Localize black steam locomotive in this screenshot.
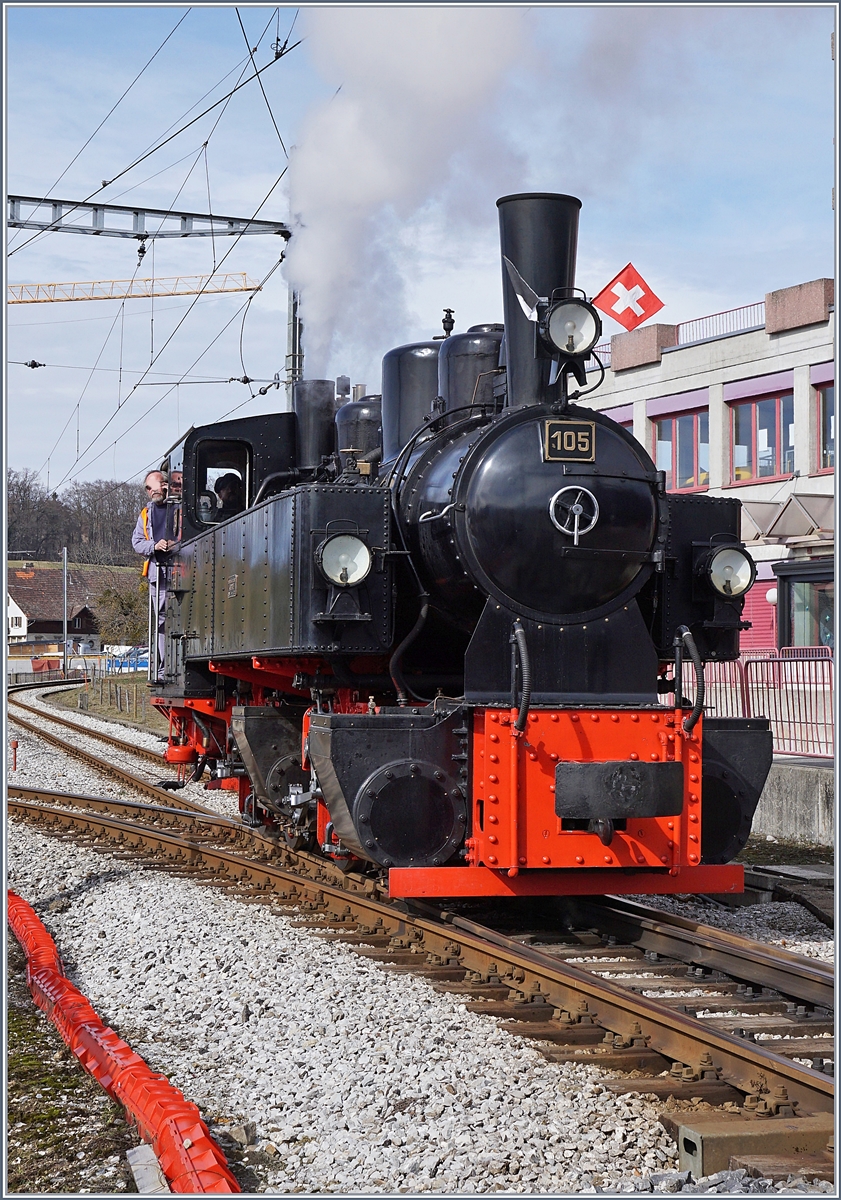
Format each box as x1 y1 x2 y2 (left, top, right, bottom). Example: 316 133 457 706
151 193 772 899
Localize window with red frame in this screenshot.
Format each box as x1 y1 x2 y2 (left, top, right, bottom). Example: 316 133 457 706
655 410 709 490
818 384 834 470
730 393 794 482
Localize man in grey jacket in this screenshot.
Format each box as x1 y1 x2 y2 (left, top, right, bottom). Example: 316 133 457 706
132 470 175 679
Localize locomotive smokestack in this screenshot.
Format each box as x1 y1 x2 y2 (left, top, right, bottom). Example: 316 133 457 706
496 192 581 407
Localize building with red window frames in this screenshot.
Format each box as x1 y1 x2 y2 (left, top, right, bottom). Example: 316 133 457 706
580 278 834 652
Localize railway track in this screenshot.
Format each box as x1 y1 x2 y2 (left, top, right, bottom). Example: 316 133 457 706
8 686 170 767
8 687 834 1181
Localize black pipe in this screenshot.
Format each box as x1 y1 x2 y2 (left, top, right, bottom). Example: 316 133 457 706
676 625 705 733
512 619 532 732
253 468 300 505
389 599 429 705
191 710 225 756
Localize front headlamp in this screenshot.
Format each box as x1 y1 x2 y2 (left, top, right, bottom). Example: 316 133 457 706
543 298 602 357
316 534 372 587
707 546 756 598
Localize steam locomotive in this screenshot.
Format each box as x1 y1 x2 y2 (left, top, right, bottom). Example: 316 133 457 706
151 193 772 899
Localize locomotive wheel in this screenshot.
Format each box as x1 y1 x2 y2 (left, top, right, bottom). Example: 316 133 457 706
283 827 315 852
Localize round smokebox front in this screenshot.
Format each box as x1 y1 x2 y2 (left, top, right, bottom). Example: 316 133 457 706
353 760 467 867
452 408 660 622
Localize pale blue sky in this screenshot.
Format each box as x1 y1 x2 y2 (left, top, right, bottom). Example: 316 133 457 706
5 4 836 486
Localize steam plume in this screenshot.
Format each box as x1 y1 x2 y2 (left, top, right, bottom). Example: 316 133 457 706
283 7 529 382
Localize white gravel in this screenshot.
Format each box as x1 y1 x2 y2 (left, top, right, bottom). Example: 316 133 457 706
17 684 169 755
5 701 834 1194
8 821 685 1194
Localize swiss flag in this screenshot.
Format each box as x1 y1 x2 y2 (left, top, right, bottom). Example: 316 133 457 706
592 263 664 332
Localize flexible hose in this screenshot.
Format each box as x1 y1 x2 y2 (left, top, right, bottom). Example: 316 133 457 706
389 599 429 705
677 625 705 733
512 620 532 733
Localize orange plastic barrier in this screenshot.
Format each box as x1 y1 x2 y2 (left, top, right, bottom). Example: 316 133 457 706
7 890 240 1193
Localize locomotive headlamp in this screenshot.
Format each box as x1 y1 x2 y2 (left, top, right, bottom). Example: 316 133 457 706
317 534 372 587
707 546 756 598
544 298 601 357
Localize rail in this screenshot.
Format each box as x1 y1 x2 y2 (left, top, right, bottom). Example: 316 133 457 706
8 793 835 1119
680 650 834 759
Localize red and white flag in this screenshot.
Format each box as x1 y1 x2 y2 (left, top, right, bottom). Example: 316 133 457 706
592 263 664 332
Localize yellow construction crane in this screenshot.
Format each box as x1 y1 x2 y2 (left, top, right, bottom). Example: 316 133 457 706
8 273 260 304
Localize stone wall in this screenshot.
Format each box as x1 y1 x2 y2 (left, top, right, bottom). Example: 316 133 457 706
751 759 834 845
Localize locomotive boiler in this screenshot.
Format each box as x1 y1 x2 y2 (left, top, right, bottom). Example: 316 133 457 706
151 192 772 899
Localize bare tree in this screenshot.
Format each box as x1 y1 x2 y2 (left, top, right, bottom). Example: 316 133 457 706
7 469 72 560
7 470 145 564
95 570 149 646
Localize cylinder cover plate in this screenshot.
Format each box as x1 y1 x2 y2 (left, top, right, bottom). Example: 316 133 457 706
354 759 467 867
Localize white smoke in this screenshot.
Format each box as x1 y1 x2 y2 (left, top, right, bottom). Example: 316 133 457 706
283 7 530 383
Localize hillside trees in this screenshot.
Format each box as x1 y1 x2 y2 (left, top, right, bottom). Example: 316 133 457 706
7 470 145 565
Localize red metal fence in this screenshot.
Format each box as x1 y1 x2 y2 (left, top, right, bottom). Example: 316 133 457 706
680 650 834 759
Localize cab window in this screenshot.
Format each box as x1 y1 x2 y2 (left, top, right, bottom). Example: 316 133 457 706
194 440 250 525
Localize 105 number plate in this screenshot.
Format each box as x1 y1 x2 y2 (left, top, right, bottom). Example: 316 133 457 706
543 420 595 462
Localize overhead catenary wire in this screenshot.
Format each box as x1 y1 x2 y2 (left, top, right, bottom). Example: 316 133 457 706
128 7 277 170
108 145 208 204
235 8 288 156
37 253 147 477
54 168 288 486
203 146 218 273
31 142 209 478
8 40 300 260
65 275 280 485
8 294 233 328
11 361 250 381
7 8 192 251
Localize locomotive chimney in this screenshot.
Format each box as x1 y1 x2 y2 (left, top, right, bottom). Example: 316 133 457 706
496 192 582 407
